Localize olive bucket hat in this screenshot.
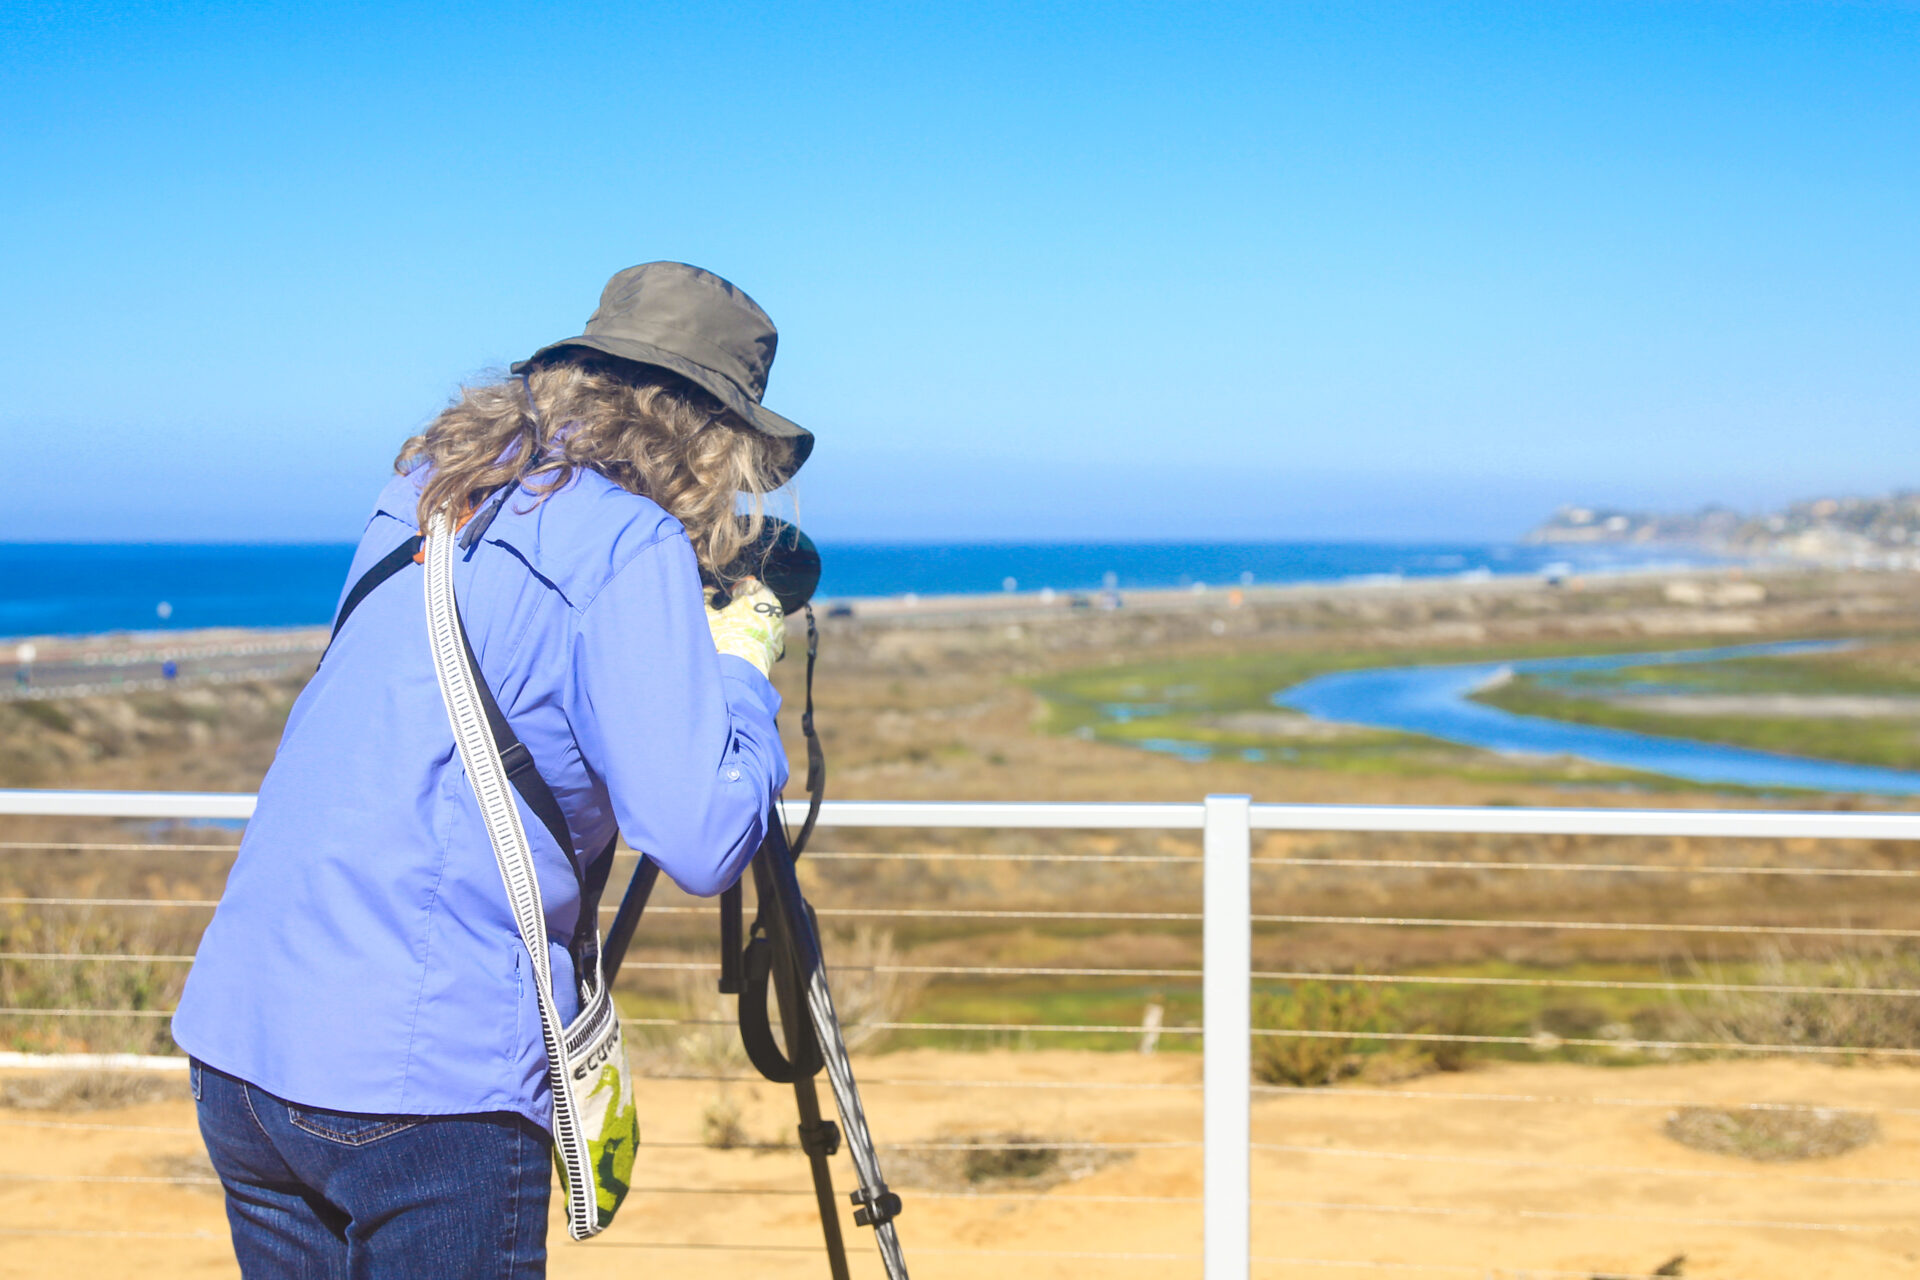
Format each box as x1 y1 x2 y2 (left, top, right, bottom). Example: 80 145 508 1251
514 262 812 481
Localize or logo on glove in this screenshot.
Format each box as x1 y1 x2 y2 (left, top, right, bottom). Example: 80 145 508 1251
705 579 786 677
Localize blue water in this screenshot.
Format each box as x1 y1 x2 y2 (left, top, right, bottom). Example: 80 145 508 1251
0 539 1717 639
0 544 360 638
1275 640 1920 795
806 540 1691 600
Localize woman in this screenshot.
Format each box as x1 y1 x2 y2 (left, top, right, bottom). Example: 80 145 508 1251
172 262 809 1276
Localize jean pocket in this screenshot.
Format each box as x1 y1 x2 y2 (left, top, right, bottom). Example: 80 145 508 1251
189 1060 203 1101
286 1106 424 1147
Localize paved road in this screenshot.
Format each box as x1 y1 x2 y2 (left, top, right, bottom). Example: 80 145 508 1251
1 635 326 701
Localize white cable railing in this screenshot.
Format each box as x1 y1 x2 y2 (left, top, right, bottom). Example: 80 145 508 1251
3 788 1920 1278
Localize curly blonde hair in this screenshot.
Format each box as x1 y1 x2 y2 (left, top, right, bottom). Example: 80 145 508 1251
396 352 794 583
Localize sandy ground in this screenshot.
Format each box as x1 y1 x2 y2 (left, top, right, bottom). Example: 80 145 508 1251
2 1053 1917 1279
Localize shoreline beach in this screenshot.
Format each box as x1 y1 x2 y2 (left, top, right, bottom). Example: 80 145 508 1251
0 536 1741 644
1 553 1784 654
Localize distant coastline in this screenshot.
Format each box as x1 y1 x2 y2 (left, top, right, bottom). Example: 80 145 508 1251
1529 490 1920 568
0 539 1735 642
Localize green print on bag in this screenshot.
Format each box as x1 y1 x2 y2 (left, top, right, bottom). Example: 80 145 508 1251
554 1023 639 1230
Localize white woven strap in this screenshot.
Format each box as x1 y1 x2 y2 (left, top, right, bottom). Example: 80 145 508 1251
422 517 594 1231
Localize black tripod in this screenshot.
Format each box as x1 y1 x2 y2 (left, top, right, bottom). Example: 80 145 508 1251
600 616 908 1279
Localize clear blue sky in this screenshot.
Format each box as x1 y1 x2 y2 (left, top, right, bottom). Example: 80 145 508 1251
3 1 1915 543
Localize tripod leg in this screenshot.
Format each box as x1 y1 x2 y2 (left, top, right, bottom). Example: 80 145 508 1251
600 856 660 980
753 853 853 1280
757 829 911 1279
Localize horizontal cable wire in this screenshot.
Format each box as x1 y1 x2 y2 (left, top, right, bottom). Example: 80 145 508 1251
0 953 195 963
618 959 1205 980
890 1246 1200 1261
625 959 1920 998
619 1016 1199 1036
630 1071 1201 1093
1248 1196 1868 1233
4 953 1903 1001
10 899 1907 936
0 1007 174 1018
601 904 1204 922
882 1138 1198 1151
801 850 1198 865
0 1128 1190 1159
1248 1260 1598 1277
2 952 1903 1001
0 896 217 908
0 1061 1196 1095
616 1184 1201 1205
574 1241 826 1254
1249 1026 1920 1056
10 1009 1901 1054
633 1138 1198 1152
1255 854 1920 879
0 1117 198 1134
21 840 1918 877
1245 1259 1779 1280
0 1171 218 1187
0 1227 220 1241
1255 911 1920 938
0 841 237 853
1249 1139 1920 1188
1247 1081 1920 1117
589 1240 1198 1260
1249 968 1920 999
0 1077 1901 1125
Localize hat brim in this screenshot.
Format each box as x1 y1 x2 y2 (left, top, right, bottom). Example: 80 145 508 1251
512 335 813 482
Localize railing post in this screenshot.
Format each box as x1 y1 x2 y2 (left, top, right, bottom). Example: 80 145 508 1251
1203 793 1252 1280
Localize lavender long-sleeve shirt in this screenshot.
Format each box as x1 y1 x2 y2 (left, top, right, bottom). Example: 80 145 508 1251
172 467 787 1130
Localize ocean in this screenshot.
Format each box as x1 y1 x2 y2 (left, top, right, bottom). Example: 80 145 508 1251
0 540 1714 640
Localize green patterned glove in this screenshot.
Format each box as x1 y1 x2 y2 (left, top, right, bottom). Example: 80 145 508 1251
705 579 786 676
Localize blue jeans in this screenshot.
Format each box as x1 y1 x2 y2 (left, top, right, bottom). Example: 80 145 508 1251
192 1059 551 1278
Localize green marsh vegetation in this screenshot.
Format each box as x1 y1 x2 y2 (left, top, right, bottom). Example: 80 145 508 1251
1476 637 1920 770
1030 639 1791 792
1031 629 1920 788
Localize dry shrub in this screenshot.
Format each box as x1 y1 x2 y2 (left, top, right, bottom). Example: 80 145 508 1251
962 1135 1057 1184
1418 989 1496 1072
1665 1105 1878 1162
1675 946 1920 1056
659 968 746 1077
0 907 191 1055
1254 981 1385 1087
824 927 928 1052
883 1131 1122 1193
1590 1256 1687 1279
701 1095 748 1149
